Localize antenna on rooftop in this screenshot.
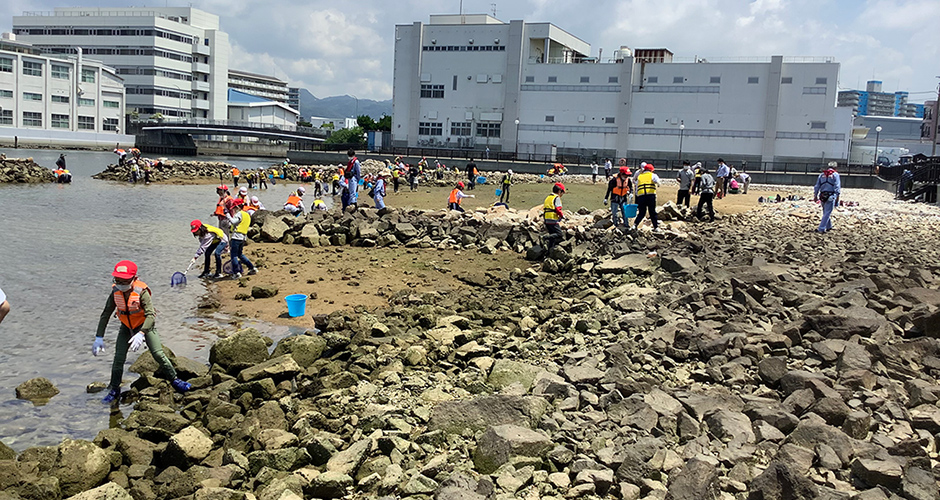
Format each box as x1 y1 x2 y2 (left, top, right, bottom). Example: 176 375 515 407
491 3 497 17
459 0 462 15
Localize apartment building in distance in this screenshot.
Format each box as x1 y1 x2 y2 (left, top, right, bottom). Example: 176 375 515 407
393 14 853 163
228 69 289 104
838 80 924 118
12 7 231 120
0 33 133 147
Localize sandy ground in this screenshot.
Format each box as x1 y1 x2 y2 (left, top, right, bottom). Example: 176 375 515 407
212 180 790 327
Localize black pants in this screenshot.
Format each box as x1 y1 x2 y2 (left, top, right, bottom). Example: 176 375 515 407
634 194 658 229
258 177 267 189
499 184 511 203
233 176 239 188
696 193 715 221
393 178 400 192
448 203 464 212
544 222 563 251
691 178 701 194
677 189 690 208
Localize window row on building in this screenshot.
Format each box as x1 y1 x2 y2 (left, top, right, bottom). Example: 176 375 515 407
0 111 118 130
0 90 115 107
116 66 194 81
422 45 505 52
41 46 194 63
643 76 828 85
524 75 620 83
14 27 196 45
125 86 192 100
418 121 502 137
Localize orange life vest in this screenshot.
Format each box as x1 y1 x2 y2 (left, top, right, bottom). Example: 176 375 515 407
247 202 262 213
214 195 232 217
113 279 149 331
286 194 302 207
449 188 461 205
612 176 631 197
232 167 240 177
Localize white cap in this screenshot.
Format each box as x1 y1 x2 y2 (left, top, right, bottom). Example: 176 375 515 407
251 196 259 203
239 186 248 194
297 186 305 194
508 169 513 175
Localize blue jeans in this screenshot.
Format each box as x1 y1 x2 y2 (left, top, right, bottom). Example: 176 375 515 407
611 201 629 226
229 239 254 274
211 239 228 274
374 194 386 209
819 196 836 232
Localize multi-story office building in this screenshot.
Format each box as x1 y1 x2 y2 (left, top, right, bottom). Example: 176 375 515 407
393 14 852 163
0 33 131 146
12 7 230 120
838 80 923 118
287 87 301 111
228 69 289 104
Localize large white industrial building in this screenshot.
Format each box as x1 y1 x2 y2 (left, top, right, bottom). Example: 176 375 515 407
12 7 231 121
0 34 132 147
393 15 853 164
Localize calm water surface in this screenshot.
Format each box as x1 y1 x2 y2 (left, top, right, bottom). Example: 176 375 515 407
0 148 308 451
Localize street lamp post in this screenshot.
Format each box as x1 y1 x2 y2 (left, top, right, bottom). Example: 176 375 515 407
678 123 685 167
514 118 520 160
873 125 882 172
171 83 184 120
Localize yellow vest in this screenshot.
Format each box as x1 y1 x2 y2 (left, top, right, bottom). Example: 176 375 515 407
543 194 560 221
234 210 251 235
205 224 226 242
636 171 657 196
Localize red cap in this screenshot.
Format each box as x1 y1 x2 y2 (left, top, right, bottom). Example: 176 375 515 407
644 164 655 171
190 220 203 233
619 166 630 175
232 198 245 206
554 182 566 193
112 260 138 279
457 181 465 189
217 184 228 191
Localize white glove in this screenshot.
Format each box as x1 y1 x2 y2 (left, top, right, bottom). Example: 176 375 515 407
129 332 146 352
187 257 197 271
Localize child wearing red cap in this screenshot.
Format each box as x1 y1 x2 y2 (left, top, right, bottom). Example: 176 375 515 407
94 260 190 404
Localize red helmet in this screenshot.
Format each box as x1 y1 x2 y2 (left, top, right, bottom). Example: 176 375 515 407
112 260 138 279
190 220 203 233
643 164 655 171
619 166 630 175
457 181 465 189
217 184 228 191
554 182 566 193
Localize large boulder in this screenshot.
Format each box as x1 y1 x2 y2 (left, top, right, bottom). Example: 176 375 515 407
50 439 112 497
63 482 134 500
261 216 290 242
271 334 327 368
164 426 213 469
209 329 270 373
237 354 301 383
666 457 719 500
429 395 550 434
747 461 818 500
15 377 60 402
486 359 544 391
472 424 553 474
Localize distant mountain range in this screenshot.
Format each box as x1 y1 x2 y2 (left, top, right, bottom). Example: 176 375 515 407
297 88 392 121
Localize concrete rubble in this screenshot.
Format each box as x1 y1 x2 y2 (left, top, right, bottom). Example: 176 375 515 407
4 187 940 500
0 157 56 183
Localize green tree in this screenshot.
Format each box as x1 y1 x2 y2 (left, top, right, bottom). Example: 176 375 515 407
298 119 312 128
325 126 366 145
320 122 335 130
357 115 377 131
376 115 392 131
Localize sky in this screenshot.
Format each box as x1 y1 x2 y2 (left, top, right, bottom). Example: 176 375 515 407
2 0 938 103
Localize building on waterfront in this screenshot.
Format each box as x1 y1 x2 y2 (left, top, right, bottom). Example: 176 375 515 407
12 7 231 121
228 69 289 104
392 14 853 164
226 89 298 126
288 87 301 112
308 116 357 130
0 33 134 147
838 80 923 118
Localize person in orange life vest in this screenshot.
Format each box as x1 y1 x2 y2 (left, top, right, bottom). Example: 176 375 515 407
448 181 475 212
94 260 190 404
214 184 234 235
284 186 306 215
231 165 241 188
543 183 566 251
190 220 229 278
604 166 634 227
246 195 265 215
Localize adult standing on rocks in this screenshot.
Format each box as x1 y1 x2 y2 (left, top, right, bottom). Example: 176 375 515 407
677 160 694 208
543 182 566 250
94 260 190 404
347 149 362 203
813 165 841 233
695 164 716 222
190 220 229 278
633 164 661 232
715 158 730 199
604 166 634 228
591 161 599 184
0 285 9 325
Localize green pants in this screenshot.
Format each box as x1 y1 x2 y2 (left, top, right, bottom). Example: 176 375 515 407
110 325 177 390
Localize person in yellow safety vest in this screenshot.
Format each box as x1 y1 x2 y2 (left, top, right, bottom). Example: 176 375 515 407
633 164 661 232
448 181 475 212
93 260 190 404
604 166 634 227
226 199 257 278
313 198 328 211
284 186 306 215
543 182 566 251
189 219 229 278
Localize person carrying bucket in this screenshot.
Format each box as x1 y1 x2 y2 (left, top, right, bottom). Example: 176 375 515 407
448 181 474 212
604 166 634 228
499 170 514 204
543 183 566 251
93 260 191 404
189 220 229 279
226 199 257 278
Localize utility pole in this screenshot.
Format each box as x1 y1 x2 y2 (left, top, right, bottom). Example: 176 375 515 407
932 77 940 157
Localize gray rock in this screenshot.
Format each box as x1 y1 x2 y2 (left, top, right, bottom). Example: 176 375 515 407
596 254 658 275
50 439 112 497
271 334 327 368
660 255 699 275
164 426 213 468
850 458 903 489
64 482 133 500
787 419 855 465
563 364 605 385
837 343 871 372
472 424 553 474
251 285 279 299
901 466 940 500
237 354 301 383
15 377 60 402
326 438 372 477
704 410 755 444
757 357 788 385
208 329 270 373
261 216 290 242
429 395 550 434
808 397 851 426
665 457 718 500
747 460 819 500
308 471 352 499
615 448 652 485
487 359 544 391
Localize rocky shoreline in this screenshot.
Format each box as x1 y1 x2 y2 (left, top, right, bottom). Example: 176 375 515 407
4 189 940 500
0 157 56 184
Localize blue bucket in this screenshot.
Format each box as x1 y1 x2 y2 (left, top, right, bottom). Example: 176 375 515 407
494 188 502 196
477 176 487 184
624 204 638 218
285 294 307 317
